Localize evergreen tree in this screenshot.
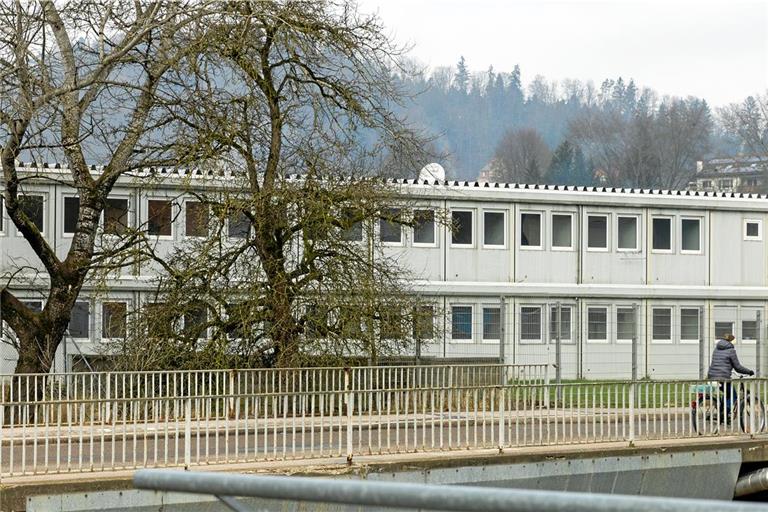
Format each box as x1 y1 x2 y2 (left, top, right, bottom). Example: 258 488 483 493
547 140 594 186
453 56 470 94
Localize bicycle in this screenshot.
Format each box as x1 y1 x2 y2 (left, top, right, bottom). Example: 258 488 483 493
691 375 766 435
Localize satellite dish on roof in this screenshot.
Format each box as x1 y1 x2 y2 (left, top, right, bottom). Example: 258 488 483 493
418 163 445 181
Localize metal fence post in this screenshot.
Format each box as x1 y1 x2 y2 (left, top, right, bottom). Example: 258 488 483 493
631 305 638 382
498 386 505 453
185 397 192 469
105 373 112 425
345 367 353 463
699 307 706 380
499 297 507 386
756 311 762 377
629 304 637 446
555 302 562 404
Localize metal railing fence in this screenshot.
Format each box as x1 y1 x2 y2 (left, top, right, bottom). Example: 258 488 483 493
1 364 767 478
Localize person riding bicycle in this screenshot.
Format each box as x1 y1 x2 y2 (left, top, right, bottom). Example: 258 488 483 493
707 333 754 420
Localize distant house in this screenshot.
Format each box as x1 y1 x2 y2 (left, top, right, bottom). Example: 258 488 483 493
690 156 768 193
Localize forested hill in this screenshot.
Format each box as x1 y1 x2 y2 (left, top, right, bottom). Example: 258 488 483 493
395 58 743 186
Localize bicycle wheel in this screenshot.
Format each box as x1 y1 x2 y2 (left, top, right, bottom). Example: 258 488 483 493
692 396 720 435
739 396 766 434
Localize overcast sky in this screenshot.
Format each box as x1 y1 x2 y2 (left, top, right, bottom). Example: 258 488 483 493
358 0 768 107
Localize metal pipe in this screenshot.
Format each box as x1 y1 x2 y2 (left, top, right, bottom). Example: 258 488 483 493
134 470 766 512
735 467 768 498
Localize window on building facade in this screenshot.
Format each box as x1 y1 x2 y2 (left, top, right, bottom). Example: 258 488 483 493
715 322 734 339
587 307 608 342
681 218 701 253
482 306 501 340
185 201 209 237
719 179 733 189
102 302 127 338
587 215 608 250
520 306 542 342
701 180 712 189
483 211 505 247
64 196 79 234
551 213 572 249
341 210 363 242
745 178 759 188
413 210 435 245
617 216 638 251
380 309 405 339
616 307 635 342
104 198 129 235
147 199 172 236
680 308 700 342
652 217 671 251
743 319 758 342
451 305 473 340
228 210 250 238
652 307 672 342
380 208 402 244
184 302 208 339
68 301 90 338
145 302 169 338
412 305 434 340
744 219 762 241
22 300 42 312
520 212 541 248
451 210 473 246
549 305 571 341
20 195 44 232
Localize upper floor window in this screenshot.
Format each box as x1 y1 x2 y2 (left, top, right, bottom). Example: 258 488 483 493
19 195 44 233
652 217 671 252
587 214 608 250
380 208 402 244
483 210 505 247
451 210 473 247
228 210 250 239
341 209 363 242
64 196 79 234
147 199 172 237
617 216 638 251
520 212 541 248
104 198 129 235
680 218 701 253
413 209 435 246
185 201 209 237
551 213 572 250
744 219 762 241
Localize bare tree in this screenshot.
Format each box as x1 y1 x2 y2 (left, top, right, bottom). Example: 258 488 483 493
104 0 432 369
719 92 768 156
491 128 552 183
569 92 711 188
0 2 208 374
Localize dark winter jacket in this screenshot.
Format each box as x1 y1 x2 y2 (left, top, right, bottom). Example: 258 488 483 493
707 339 753 380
